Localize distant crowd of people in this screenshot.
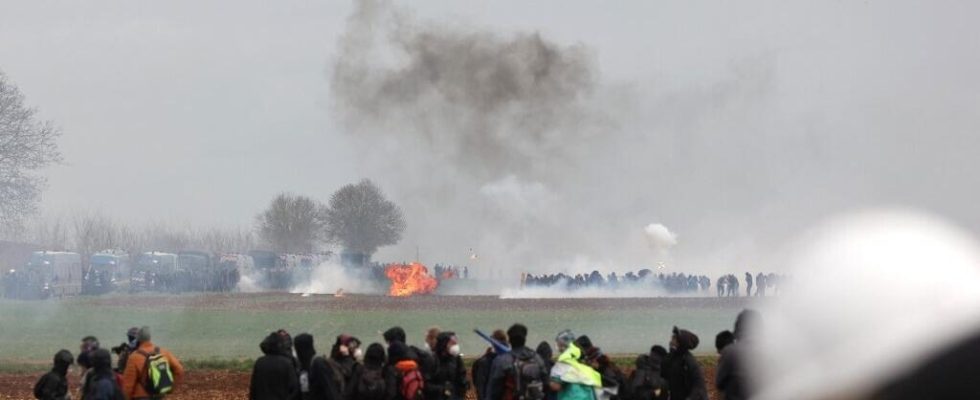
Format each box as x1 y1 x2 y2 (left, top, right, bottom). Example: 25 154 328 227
521 270 782 296
32 311 760 400
715 273 785 297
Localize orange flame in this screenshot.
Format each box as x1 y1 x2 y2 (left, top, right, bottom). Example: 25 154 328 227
385 262 439 297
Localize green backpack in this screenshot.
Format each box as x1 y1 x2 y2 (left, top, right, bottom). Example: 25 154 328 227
138 347 175 395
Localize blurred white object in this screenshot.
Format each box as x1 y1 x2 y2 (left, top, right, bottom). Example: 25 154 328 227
753 209 980 400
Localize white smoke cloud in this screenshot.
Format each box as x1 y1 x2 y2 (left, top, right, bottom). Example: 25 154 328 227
644 223 678 250
752 209 980 399
291 261 385 295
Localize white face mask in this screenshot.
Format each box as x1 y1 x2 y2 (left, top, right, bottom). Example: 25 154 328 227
354 348 364 362
448 344 461 357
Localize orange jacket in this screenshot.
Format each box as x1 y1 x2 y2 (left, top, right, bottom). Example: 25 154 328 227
121 341 185 399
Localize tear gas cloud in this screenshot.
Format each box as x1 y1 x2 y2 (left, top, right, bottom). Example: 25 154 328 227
752 209 980 399
330 0 980 280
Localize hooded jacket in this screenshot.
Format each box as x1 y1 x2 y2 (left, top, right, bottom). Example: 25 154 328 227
249 332 301 400
34 350 73 400
425 332 468 400
716 310 758 400
83 349 124 400
662 328 707 400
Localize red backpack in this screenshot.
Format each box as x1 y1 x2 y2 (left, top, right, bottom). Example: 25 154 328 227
398 369 424 400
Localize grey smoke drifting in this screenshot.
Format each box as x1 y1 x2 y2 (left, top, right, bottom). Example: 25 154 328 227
331 0 625 275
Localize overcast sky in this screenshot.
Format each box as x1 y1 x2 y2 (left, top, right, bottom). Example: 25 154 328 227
2 0 979 271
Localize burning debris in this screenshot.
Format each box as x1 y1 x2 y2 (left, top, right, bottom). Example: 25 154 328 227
385 262 438 297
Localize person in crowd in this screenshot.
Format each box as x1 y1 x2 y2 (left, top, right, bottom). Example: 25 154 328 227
716 310 759 400
327 334 363 396
385 326 436 387
715 330 735 354
425 327 441 352
487 324 549 400
472 329 507 400
555 330 575 355
34 349 73 400
112 328 140 373
346 343 392 400
536 341 557 400
389 341 425 400
81 348 124 400
594 353 626 400
662 327 707 400
627 346 668 400
78 335 100 394
249 330 301 400
425 331 468 400
549 335 601 400
294 333 316 400
744 273 753 297
755 273 766 296
122 326 184 400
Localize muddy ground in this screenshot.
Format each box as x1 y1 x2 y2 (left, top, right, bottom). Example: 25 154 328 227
0 364 720 400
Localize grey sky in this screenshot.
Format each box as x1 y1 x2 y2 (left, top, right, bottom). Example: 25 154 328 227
2 0 979 272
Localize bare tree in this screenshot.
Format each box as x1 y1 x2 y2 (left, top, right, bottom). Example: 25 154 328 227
255 193 323 253
323 179 405 256
72 212 118 257
0 71 61 227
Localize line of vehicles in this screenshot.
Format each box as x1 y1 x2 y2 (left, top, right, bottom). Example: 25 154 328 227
1 249 328 300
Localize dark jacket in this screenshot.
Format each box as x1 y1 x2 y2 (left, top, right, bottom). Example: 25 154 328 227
250 333 302 400
81 349 124 400
347 344 395 400
628 354 668 400
662 328 707 400
535 342 556 400
471 348 497 400
34 350 73 400
310 356 340 400
487 346 548 400
715 344 749 400
425 333 468 400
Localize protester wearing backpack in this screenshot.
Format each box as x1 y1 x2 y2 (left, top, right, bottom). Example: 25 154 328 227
34 349 73 400
249 330 301 400
384 326 437 388
487 324 549 400
389 341 425 400
121 326 184 400
425 332 468 400
347 343 393 400
82 349 124 400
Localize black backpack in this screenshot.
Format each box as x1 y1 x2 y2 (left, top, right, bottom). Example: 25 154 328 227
512 354 545 400
356 367 387 400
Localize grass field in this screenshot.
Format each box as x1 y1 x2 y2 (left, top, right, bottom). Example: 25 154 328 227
0 293 749 369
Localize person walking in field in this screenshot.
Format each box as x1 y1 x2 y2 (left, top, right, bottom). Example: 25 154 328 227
745 273 753 297
33 349 73 400
121 326 184 400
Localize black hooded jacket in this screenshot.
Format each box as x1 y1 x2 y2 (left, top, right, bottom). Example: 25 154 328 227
425 332 468 400
82 349 124 400
34 350 73 400
250 332 301 400
662 328 707 400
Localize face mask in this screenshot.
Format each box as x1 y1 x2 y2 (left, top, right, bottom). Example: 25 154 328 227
354 348 364 362
449 344 461 357
340 345 350 357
